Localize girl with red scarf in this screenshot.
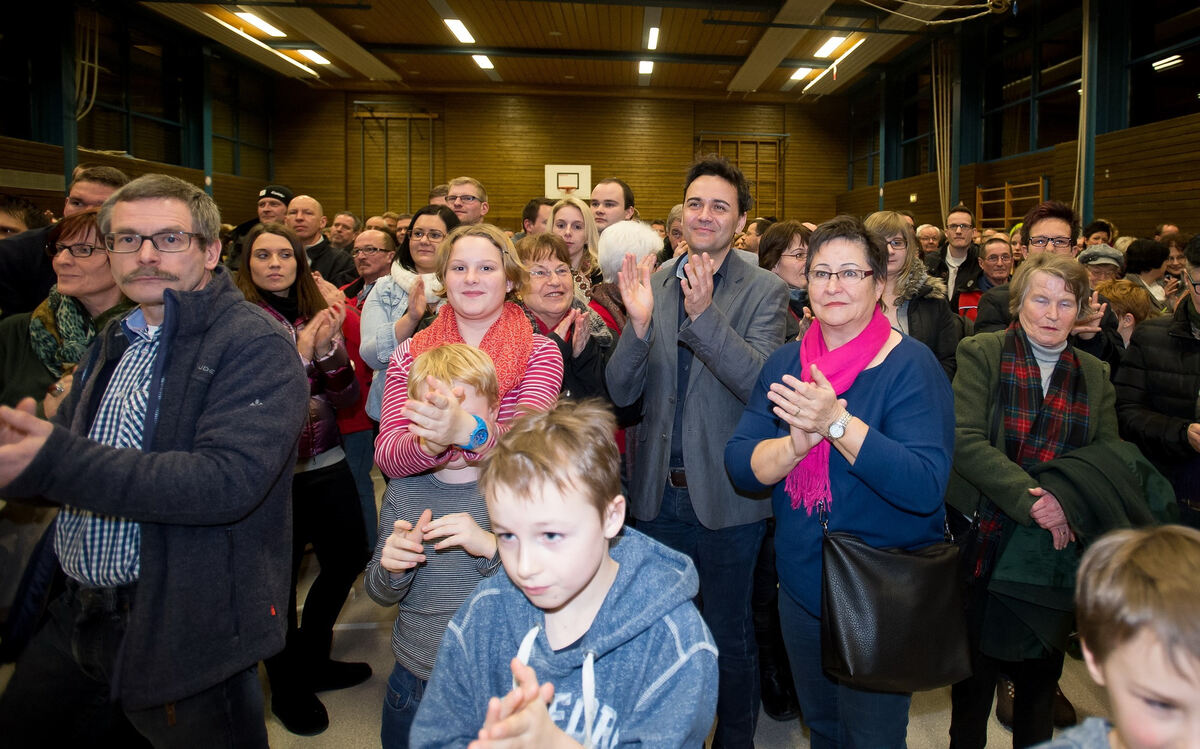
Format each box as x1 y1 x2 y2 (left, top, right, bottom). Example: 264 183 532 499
375 224 563 478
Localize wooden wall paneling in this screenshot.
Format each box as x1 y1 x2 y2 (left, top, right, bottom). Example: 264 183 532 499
1094 112 1200 237
881 172 941 227
273 86 349 219
211 174 268 226
783 102 849 223
835 185 879 218
440 94 695 229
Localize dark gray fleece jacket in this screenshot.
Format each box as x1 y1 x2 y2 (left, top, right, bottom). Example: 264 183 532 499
3 266 308 710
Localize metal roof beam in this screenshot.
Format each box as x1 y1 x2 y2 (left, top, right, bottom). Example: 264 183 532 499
362 43 824 68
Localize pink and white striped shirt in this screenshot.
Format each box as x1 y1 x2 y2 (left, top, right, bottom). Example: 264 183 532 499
374 335 564 477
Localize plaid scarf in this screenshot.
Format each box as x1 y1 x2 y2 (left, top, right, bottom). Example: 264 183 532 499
968 325 1090 579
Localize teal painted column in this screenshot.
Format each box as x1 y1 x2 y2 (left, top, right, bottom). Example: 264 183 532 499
58 7 78 185
1079 0 1100 223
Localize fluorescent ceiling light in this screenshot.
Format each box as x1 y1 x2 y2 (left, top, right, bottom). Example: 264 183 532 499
203 12 316 76
1152 54 1182 71
639 60 653 75
234 11 286 38
298 49 331 65
814 36 846 59
472 55 494 69
444 19 475 44
790 67 812 80
647 27 659 50
803 38 865 93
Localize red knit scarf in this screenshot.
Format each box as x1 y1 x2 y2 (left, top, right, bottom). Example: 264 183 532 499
409 301 534 400
784 307 891 514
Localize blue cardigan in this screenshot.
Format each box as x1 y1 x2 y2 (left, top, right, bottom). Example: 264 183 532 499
725 335 955 615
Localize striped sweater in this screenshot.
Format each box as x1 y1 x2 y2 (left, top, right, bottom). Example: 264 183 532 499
365 471 502 680
373 335 564 478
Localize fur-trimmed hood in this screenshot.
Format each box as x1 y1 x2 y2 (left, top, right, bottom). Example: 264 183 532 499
895 261 948 303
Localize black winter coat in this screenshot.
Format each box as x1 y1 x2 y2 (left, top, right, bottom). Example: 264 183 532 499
904 285 960 381
1115 300 1200 485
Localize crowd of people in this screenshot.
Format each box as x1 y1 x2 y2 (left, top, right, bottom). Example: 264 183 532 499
0 159 1196 749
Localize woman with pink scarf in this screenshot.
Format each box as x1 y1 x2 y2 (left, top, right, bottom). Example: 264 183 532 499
725 215 954 748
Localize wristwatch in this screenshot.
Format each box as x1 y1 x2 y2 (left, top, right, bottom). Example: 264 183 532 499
827 410 852 440
455 415 489 451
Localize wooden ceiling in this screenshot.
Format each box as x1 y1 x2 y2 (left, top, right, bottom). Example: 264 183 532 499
144 0 992 102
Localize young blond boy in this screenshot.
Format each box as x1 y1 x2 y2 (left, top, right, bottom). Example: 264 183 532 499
409 400 718 748
1035 525 1200 749
365 344 503 748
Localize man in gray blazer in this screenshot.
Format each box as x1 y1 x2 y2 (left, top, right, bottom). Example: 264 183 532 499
606 157 787 747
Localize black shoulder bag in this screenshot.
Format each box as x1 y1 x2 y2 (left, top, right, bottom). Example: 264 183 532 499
819 501 972 693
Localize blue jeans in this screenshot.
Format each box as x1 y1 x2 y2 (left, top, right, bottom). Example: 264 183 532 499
0 581 268 748
638 483 765 749
343 429 379 551
381 662 427 749
778 590 911 749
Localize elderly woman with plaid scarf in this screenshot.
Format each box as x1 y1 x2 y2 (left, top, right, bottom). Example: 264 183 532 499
946 252 1123 747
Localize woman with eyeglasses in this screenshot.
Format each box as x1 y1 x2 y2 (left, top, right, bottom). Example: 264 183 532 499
514 232 613 400
360 204 461 421
726 215 954 747
236 222 369 736
549 196 602 297
866 210 961 380
0 210 131 416
758 220 814 341
945 252 1159 748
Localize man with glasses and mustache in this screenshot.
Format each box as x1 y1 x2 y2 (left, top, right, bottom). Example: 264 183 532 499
0 174 307 747
925 204 983 311
342 227 397 309
445 176 489 225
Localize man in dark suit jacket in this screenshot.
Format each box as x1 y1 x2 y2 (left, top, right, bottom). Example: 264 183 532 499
607 157 787 748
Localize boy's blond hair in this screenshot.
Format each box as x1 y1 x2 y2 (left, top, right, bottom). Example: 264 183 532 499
479 400 619 517
408 343 499 406
1076 525 1200 675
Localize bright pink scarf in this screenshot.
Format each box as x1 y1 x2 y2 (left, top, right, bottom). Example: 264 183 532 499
785 307 891 514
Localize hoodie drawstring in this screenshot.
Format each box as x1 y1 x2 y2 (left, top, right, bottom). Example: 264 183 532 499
512 626 598 748
582 650 597 749
512 625 540 692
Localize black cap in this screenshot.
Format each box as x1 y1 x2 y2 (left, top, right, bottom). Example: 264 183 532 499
258 185 294 205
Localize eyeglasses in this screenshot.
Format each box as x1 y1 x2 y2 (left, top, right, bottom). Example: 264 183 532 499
48 242 104 258
410 229 445 241
984 254 1012 263
1029 236 1073 250
807 268 875 284
105 231 204 253
1187 277 1200 292
780 251 808 261
886 238 907 250
446 194 481 204
528 267 573 280
351 246 389 257
946 223 973 232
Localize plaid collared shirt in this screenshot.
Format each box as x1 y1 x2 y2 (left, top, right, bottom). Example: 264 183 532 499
55 310 161 587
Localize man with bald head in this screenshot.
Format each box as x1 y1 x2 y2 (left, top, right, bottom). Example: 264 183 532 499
286 195 356 286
